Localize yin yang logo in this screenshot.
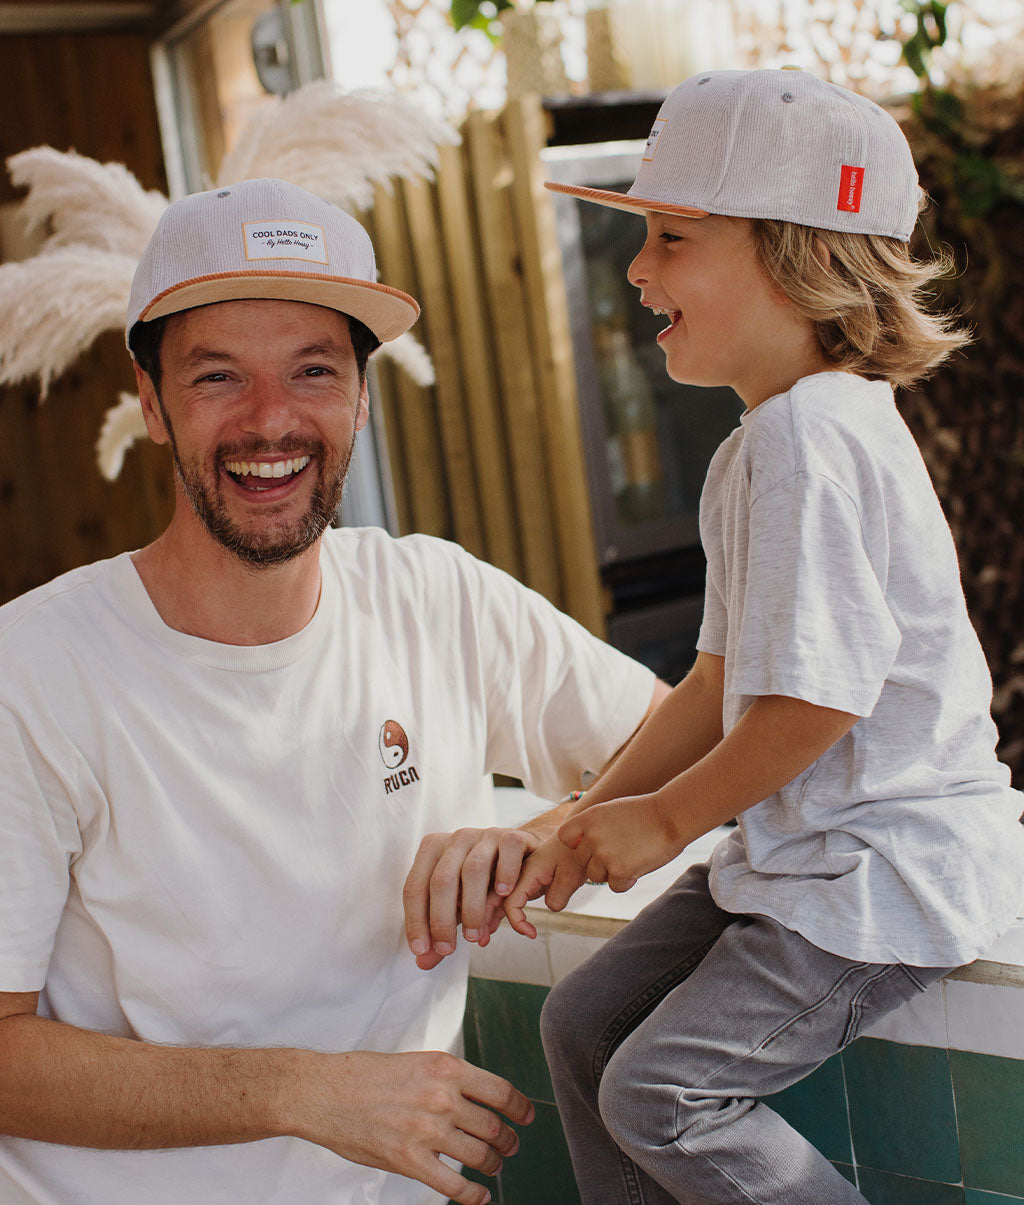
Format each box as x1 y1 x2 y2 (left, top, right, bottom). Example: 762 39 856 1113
379 720 409 769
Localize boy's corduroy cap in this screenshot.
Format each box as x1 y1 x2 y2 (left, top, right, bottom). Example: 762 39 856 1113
126 178 420 344
545 68 921 241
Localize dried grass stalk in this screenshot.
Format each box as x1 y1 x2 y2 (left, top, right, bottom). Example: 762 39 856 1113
0 248 137 396
95 391 149 482
7 146 167 255
217 82 459 211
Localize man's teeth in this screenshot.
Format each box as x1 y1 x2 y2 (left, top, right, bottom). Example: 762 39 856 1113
225 455 310 479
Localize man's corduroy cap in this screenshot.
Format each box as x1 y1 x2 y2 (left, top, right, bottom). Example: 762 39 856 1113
126 177 420 344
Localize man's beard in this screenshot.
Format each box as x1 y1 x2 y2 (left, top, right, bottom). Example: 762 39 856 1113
160 406 354 568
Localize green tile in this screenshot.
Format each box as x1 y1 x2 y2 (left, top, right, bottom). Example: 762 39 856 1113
951 1050 1024 1196
456 983 502 1203
844 1039 960 1184
463 979 485 1068
452 1161 500 1205
763 1053 853 1163
965 1191 1024 1204
498 1102 581 1205
469 979 554 1103
857 1167 965 1204
833 1161 858 1186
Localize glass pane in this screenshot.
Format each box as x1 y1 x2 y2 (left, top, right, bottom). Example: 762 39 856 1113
166 0 282 190
576 189 744 532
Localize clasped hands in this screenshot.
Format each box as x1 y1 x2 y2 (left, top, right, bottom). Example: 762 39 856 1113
403 791 684 967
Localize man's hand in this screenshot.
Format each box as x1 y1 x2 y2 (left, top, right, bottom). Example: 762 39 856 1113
294 1049 533 1205
557 792 685 890
0 1009 530 1205
403 827 543 969
500 835 589 938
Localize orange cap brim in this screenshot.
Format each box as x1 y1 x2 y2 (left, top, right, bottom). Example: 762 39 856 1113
139 271 420 343
544 180 709 220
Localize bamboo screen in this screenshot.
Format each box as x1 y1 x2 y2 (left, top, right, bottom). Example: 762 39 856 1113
363 94 606 638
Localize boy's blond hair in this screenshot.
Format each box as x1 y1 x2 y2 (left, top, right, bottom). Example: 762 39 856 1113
749 219 971 389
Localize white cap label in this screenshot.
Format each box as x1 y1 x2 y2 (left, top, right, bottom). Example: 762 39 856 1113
243 220 328 263
643 119 667 162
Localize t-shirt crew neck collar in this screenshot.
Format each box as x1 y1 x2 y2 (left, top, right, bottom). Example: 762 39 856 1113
739 372 877 426
112 548 333 672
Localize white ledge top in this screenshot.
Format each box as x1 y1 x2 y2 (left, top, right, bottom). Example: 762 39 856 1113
493 787 1024 989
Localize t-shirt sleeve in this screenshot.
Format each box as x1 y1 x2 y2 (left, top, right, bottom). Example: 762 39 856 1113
731 472 901 716
0 704 78 991
696 566 727 657
445 545 656 800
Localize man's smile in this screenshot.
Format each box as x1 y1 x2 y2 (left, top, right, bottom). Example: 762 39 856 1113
223 455 312 491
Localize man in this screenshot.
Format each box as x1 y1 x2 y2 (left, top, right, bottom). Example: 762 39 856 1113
0 178 663 1205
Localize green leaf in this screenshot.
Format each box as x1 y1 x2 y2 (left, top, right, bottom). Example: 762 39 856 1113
902 34 929 78
955 153 1024 218
450 0 513 31
449 0 554 31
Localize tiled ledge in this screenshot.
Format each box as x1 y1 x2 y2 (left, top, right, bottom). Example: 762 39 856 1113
474 788 1024 1061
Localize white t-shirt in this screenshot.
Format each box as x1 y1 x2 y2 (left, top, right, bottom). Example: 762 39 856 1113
0 528 654 1204
698 372 1024 966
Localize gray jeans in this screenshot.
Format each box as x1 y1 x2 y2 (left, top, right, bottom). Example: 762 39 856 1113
540 862 953 1204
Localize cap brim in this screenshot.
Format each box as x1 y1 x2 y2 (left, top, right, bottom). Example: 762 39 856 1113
138 271 420 343
544 180 708 220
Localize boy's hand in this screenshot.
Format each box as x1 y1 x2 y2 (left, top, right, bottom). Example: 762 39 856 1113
501 835 589 938
557 793 685 889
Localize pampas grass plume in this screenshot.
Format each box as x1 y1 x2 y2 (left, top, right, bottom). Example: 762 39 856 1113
0 248 137 396
96 392 149 482
379 331 435 387
217 82 459 210
8 147 167 255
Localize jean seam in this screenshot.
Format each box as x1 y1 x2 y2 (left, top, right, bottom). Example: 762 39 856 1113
670 1136 762 1205
593 936 721 1205
842 963 905 1046
899 963 930 992
756 960 870 1054
671 960 873 1112
591 936 721 1083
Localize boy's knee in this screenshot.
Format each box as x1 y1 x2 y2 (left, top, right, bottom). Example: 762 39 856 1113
597 1042 715 1163
597 1044 666 1158
539 974 577 1056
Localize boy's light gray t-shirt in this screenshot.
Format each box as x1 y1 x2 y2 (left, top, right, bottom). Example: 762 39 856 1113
698 371 1024 966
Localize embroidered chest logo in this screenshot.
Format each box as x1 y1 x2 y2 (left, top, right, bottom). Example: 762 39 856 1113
379 720 420 794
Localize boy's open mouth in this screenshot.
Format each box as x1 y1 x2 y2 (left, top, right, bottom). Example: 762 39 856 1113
651 306 682 341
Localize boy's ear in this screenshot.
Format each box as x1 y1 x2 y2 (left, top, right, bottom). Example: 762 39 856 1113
813 236 832 270
134 361 170 446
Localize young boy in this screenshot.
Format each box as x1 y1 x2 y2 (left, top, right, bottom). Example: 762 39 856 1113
501 68 1024 1203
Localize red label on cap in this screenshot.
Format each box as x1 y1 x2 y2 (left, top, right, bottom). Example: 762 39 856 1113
838 164 864 213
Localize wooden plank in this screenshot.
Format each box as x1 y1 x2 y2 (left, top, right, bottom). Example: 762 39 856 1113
504 95 606 636
57 34 95 154
464 109 561 605
434 139 522 580
96 33 169 188
401 174 485 559
368 183 449 538
355 205 411 532
0 381 62 603
0 29 173 602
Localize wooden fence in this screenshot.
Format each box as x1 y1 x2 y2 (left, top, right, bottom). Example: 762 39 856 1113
363 94 606 638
